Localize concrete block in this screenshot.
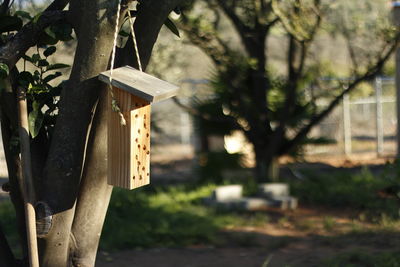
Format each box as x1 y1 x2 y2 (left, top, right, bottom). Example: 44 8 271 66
237 197 273 211
271 196 298 210
212 185 243 201
258 183 289 198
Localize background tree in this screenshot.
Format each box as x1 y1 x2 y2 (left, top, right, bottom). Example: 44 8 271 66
0 0 184 266
178 0 399 182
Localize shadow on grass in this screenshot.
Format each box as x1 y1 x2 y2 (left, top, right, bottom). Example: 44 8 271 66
100 185 221 250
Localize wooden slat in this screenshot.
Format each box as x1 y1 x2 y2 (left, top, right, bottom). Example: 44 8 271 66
99 66 179 103
130 95 151 189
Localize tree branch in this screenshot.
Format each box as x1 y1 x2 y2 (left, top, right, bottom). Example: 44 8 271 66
281 38 399 154
0 10 67 68
0 73 28 260
178 16 231 67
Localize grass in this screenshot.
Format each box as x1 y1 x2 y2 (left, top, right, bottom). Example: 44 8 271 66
323 216 337 232
0 199 20 257
1 162 400 254
100 184 271 250
287 166 400 218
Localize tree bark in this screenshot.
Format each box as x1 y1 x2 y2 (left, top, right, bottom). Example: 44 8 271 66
69 1 185 265
38 0 119 265
0 77 28 260
70 88 111 267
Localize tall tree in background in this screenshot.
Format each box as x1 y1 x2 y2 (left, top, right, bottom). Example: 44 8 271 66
179 0 399 182
0 0 183 266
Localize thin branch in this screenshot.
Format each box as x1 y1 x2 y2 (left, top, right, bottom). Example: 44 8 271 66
178 16 230 67
216 0 249 35
0 0 69 68
0 0 11 15
173 97 244 131
280 38 398 154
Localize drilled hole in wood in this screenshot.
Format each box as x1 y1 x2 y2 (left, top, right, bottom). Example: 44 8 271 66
138 144 140 149
139 175 143 180
135 138 138 143
146 151 150 155
144 123 147 129
132 176 136 180
146 133 149 138
142 167 145 171
138 129 141 134
147 173 149 176
144 114 146 119
135 114 138 118
135 155 138 160
138 161 141 165
143 145 146 150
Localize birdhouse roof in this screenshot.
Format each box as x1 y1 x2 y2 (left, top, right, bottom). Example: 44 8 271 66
99 66 179 103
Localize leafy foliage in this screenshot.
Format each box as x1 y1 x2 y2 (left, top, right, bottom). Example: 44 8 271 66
20 46 69 139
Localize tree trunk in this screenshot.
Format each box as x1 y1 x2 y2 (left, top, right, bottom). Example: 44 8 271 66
38 0 120 265
0 0 185 266
70 88 111 267
254 146 273 183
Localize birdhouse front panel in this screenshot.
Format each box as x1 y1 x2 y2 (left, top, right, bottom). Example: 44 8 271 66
107 87 150 189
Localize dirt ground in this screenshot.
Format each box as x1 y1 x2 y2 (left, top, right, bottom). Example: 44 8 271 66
96 204 399 267
1 145 397 267
95 153 399 267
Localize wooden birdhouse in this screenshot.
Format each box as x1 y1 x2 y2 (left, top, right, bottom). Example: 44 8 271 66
99 66 179 189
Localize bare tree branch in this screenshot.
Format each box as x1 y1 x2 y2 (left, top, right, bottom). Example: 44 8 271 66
281 38 399 154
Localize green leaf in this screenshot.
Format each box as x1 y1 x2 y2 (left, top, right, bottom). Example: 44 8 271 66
0 16 23 33
18 71 33 87
0 63 9 79
46 64 70 71
38 31 58 46
51 23 73 41
15 11 32 20
38 59 49 67
43 72 62 83
28 107 44 138
119 30 130 37
44 26 56 39
33 13 42 24
28 84 47 94
164 17 180 37
22 55 33 63
43 46 56 57
31 54 40 63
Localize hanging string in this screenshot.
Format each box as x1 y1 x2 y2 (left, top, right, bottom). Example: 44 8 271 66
108 0 143 125
127 9 143 72
109 0 126 125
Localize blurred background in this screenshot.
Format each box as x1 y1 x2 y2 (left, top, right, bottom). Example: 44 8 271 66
3 0 400 266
